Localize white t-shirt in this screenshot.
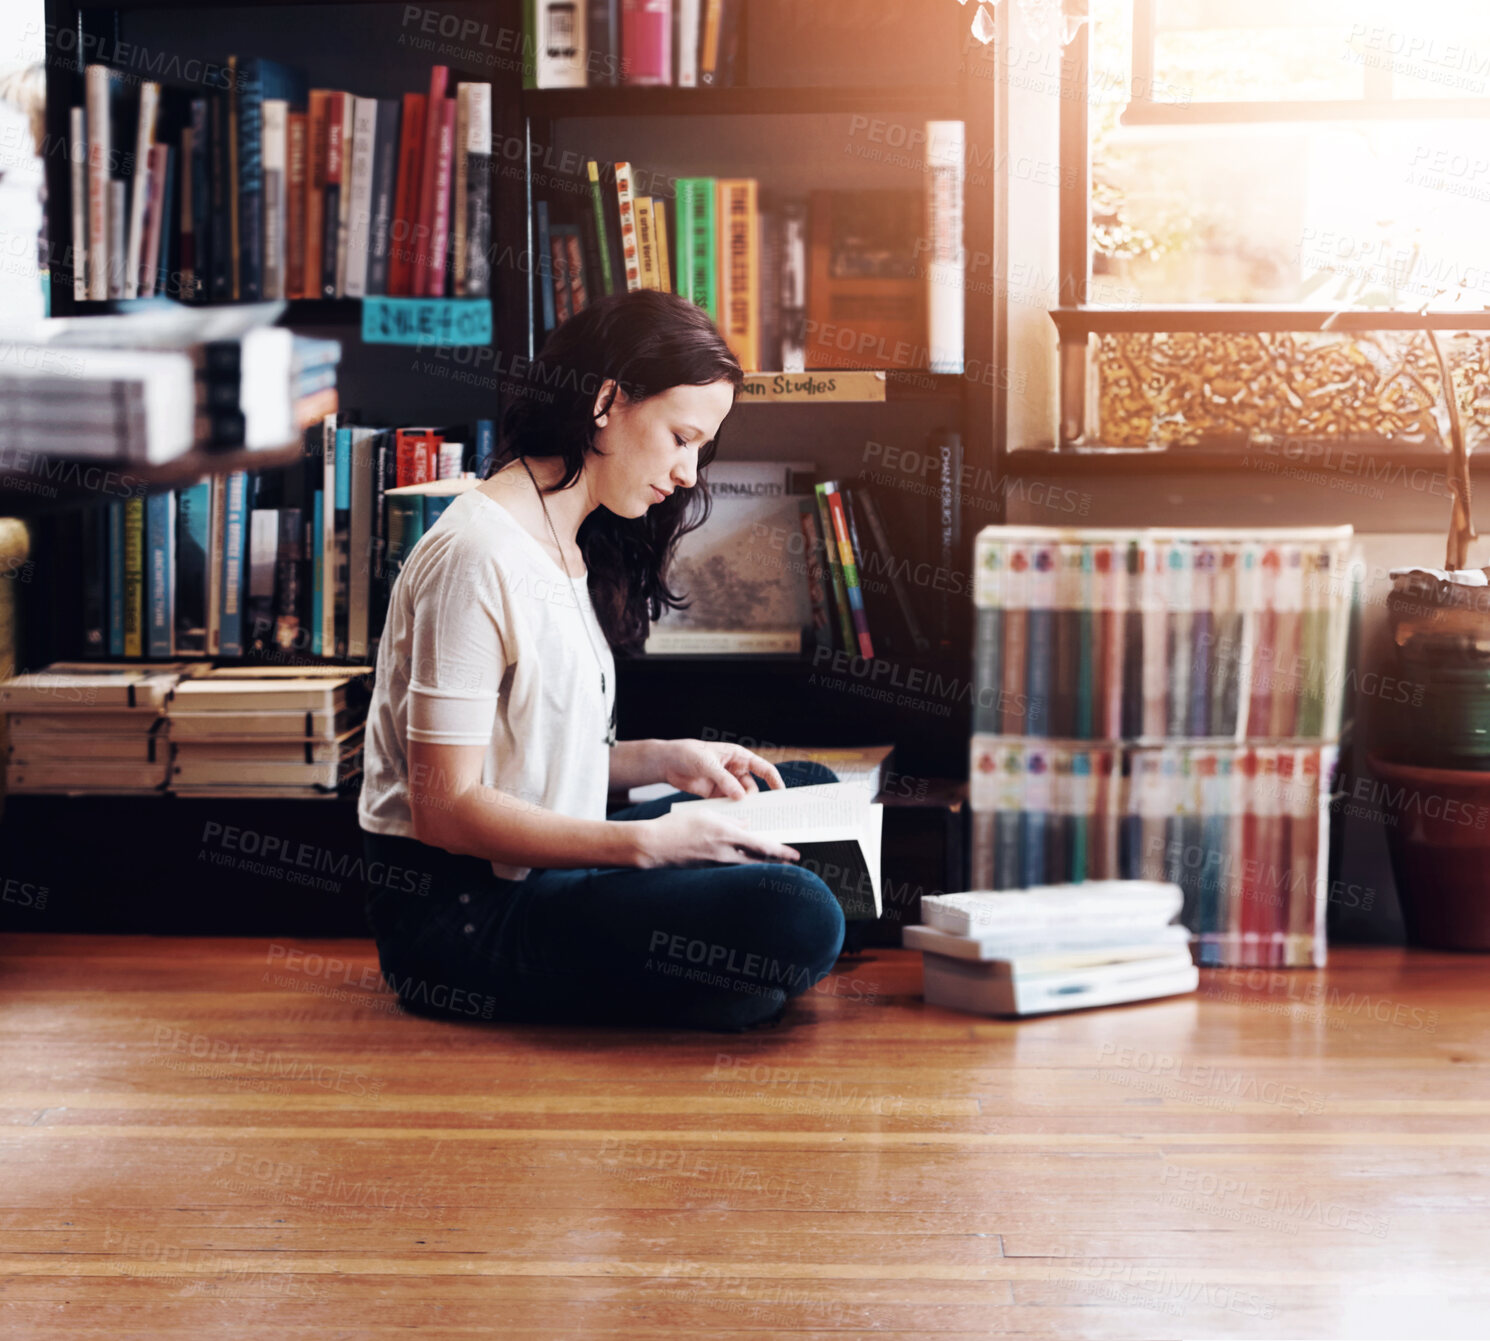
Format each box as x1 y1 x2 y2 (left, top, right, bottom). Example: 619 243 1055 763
358 486 617 880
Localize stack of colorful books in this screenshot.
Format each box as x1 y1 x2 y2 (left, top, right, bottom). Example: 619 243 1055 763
967 525 1357 969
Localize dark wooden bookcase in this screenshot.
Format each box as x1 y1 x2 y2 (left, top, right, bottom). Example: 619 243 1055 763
14 0 995 931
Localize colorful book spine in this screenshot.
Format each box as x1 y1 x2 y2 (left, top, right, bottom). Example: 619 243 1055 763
122 497 144 657
822 481 873 658
146 490 175 657
218 471 249 656
812 483 855 654
412 67 449 297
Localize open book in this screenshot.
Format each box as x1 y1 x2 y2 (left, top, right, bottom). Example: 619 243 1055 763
675 781 883 919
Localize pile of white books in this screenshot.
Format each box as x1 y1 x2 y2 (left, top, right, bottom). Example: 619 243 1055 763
166 666 370 799
0 662 203 794
904 881 1199 1017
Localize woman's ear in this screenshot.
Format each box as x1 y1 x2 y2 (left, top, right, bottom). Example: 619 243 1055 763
593 378 623 427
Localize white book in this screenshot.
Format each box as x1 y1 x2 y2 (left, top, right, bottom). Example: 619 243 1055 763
0 663 189 711
677 0 700 86
343 96 378 298
261 99 289 300
459 83 492 297
8 728 168 763
173 731 355 764
7 709 169 735
7 759 172 793
921 882 1184 938
903 922 1192 964
168 706 358 742
536 0 589 88
69 105 88 300
925 119 965 374
677 780 884 918
171 677 358 714
335 94 355 296
124 81 160 300
172 754 351 789
920 951 1199 1018
85 66 111 300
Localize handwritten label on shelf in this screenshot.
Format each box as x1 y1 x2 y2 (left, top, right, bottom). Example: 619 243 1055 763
737 371 887 403
361 297 492 346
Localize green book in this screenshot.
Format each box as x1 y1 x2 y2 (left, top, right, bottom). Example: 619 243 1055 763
676 176 717 320
585 160 617 296
122 496 145 658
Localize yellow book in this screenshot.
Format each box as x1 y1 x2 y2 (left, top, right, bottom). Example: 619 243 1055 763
715 178 759 372
653 196 672 291
123 497 145 657
634 196 659 289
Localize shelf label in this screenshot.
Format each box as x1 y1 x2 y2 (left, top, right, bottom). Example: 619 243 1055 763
738 371 887 403
361 297 492 346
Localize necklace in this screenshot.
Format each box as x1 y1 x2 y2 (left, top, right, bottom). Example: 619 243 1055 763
519 457 617 749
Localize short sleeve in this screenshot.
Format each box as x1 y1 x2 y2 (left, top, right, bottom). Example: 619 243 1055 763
405 548 511 745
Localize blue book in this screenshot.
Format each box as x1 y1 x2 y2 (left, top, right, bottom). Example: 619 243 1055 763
146 491 175 657
233 57 307 302
425 494 461 528
218 471 249 656
475 418 496 477
312 489 324 657
107 501 125 656
175 482 211 654
536 198 556 333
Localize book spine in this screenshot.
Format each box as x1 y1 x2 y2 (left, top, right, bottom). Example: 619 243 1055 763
335 93 354 296
146 490 174 657
634 196 658 289
344 96 378 298
622 0 672 85
822 482 872 658
698 0 723 85
138 144 167 299
475 419 496 476
677 0 700 86
311 488 324 656
174 481 209 654
106 501 125 655
261 99 288 300
226 58 244 301
206 474 224 654
535 198 556 332
364 99 402 297
124 80 158 299
285 111 307 297
588 0 620 85
452 85 469 295
122 496 144 657
858 487 928 653
304 90 329 302
550 230 572 321
424 96 457 297
652 195 672 291
321 413 338 655
320 91 344 299
564 230 587 310
107 180 127 299
585 160 617 296
219 471 248 657
536 0 588 87
69 105 88 301
334 428 352 658
246 508 278 652
796 498 833 652
81 506 106 657
412 67 450 297
812 482 854 654
388 92 426 296
926 120 965 374
673 178 693 301
85 68 111 300
717 178 759 371
1025 544 1053 735
615 161 641 291
690 176 716 320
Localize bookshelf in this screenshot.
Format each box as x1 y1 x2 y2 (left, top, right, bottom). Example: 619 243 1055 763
29 0 996 785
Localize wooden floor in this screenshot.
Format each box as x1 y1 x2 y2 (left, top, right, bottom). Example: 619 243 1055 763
0 939 1487 1339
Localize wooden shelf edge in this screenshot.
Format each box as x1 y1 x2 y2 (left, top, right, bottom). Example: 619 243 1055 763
524 85 966 120
1002 447 1472 477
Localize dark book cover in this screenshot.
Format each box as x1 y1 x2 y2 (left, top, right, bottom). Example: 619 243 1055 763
187 97 210 301
273 506 303 653
175 481 210 654
588 0 620 84
234 57 308 304
81 506 107 658
461 98 491 298
208 93 230 301
366 97 402 296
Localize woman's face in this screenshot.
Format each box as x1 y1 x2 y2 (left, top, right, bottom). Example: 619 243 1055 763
590 378 736 519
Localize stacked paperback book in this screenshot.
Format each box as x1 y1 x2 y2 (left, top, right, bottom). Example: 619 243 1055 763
969 526 1357 970
71 60 491 303
904 882 1199 1017
168 666 370 798
534 144 965 376
1 664 184 794
0 304 336 465
0 663 369 799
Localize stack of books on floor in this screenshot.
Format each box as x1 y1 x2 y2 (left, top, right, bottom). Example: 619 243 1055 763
643 453 960 657
534 146 964 376
0 304 337 464
166 666 371 799
0 663 199 794
967 526 1357 969
70 60 490 303
903 882 1199 1017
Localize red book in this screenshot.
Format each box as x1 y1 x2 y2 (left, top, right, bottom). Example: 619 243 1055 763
139 144 169 298
395 428 443 488
321 92 347 299
565 231 587 311
286 112 307 298
388 92 426 296
412 66 449 297
424 97 456 298
622 0 672 85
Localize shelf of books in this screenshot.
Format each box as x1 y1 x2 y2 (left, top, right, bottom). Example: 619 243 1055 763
967 526 1359 969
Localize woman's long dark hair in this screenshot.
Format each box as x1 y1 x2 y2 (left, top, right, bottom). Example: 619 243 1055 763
488 289 744 654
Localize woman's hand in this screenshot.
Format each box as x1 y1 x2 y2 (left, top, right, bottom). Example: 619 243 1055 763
657 738 785 800
632 807 800 869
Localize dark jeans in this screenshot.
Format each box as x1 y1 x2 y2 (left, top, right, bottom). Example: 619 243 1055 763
359 759 846 1031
